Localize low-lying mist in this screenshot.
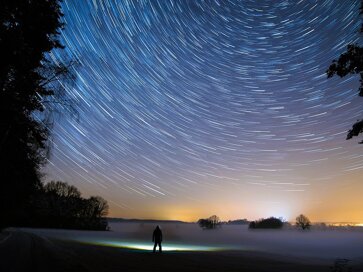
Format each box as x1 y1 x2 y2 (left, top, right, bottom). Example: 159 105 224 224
24 222 363 260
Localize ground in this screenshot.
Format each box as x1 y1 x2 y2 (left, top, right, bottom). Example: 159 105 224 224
2 229 361 272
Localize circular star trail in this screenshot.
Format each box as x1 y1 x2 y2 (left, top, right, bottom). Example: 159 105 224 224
46 0 363 221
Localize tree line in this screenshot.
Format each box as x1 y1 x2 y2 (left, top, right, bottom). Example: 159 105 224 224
198 214 311 230
30 181 109 230
1 179 109 231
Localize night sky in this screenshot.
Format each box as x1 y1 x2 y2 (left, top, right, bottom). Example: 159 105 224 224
46 0 363 222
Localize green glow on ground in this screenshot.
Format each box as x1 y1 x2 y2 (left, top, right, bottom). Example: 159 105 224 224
83 239 222 252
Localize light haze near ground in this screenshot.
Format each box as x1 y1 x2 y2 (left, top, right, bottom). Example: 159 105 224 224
25 222 363 262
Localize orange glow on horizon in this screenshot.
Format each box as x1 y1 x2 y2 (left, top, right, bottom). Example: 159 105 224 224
74 167 363 224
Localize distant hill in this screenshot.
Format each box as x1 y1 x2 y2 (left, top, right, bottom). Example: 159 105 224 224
107 218 190 224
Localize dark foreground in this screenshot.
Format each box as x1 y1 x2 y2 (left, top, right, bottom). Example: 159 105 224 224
0 230 361 272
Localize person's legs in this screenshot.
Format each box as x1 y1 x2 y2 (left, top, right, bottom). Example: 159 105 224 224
158 242 162 253
153 242 157 253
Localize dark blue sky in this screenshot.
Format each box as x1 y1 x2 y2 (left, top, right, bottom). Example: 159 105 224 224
46 0 363 221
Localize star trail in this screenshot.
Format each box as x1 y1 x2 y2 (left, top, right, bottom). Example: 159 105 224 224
46 0 363 222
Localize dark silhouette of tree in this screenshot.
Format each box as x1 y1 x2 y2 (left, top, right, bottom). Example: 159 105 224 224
39 181 82 228
0 0 73 228
44 180 81 198
249 217 283 229
327 1 363 143
295 214 311 230
80 196 109 230
198 215 221 229
32 181 109 230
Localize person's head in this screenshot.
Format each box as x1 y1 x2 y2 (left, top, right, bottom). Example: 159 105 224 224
156 225 160 230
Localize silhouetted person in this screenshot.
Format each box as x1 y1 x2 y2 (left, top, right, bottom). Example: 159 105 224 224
152 225 162 253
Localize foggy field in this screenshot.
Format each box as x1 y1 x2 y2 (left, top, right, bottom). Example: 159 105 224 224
24 222 363 261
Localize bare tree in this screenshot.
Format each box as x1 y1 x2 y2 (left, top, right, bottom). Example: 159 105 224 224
198 215 221 229
44 180 81 198
33 181 109 230
296 214 311 230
